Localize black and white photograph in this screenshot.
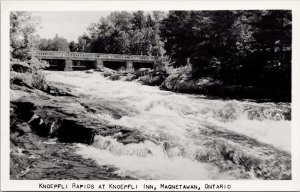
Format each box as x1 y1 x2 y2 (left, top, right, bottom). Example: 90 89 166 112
1 0 300 191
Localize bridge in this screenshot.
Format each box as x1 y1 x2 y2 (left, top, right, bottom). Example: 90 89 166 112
33 51 155 71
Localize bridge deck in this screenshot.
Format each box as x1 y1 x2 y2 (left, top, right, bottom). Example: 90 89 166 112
33 51 155 62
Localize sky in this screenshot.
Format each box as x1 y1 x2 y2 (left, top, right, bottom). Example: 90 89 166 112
31 11 111 42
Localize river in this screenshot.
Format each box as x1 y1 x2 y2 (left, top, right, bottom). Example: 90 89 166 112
45 71 291 180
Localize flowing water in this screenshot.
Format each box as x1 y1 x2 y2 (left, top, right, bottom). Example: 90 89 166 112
45 71 291 180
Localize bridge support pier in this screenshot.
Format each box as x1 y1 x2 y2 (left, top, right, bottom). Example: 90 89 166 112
126 61 134 73
96 59 104 69
64 59 73 71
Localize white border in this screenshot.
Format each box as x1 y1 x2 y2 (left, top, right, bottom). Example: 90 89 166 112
1 1 300 191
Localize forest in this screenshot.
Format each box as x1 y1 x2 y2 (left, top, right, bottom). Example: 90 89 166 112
10 10 292 101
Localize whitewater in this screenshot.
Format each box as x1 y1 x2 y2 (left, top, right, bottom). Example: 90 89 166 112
45 71 291 180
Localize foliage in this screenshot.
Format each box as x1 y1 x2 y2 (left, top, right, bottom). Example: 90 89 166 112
10 11 49 71
160 10 291 97
32 71 47 90
10 11 40 60
37 34 70 51
28 57 49 71
75 11 166 58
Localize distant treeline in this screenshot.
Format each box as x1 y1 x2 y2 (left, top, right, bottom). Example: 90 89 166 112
10 10 292 100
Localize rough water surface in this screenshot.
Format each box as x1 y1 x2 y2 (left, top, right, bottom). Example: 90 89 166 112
43 71 291 180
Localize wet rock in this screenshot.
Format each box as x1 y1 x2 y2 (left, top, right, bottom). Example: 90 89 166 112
28 115 52 137
10 71 33 89
85 69 94 74
109 73 122 81
15 122 32 135
10 90 31 101
10 131 130 180
11 98 37 121
134 68 153 77
139 74 164 86
10 78 149 180
11 78 33 89
12 97 37 110
123 74 137 81
46 82 75 96
102 68 117 77
79 99 128 119
56 119 96 144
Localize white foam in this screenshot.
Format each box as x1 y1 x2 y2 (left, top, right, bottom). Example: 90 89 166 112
76 143 230 180
46 71 291 179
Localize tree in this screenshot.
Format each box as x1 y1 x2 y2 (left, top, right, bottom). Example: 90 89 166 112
77 34 92 52
10 11 40 60
69 41 79 52
160 10 291 98
80 11 165 58
132 11 146 30
37 34 69 51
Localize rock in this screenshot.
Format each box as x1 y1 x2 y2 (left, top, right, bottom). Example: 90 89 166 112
56 119 96 144
94 68 104 72
11 83 146 147
11 61 32 73
12 97 37 111
11 78 33 89
123 74 137 81
10 130 128 180
85 69 94 74
10 90 31 102
46 82 74 96
10 71 33 89
139 74 164 86
15 122 32 134
28 115 52 137
11 98 37 121
101 68 117 77
134 68 153 77
109 73 122 81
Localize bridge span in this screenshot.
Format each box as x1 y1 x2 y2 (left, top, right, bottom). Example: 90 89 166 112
33 51 155 71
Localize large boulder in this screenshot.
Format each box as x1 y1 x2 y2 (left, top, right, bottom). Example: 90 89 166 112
10 61 32 73
101 67 117 77
108 73 122 81
139 74 164 86
46 82 75 96
85 69 94 74
10 71 33 89
123 74 137 81
134 68 153 77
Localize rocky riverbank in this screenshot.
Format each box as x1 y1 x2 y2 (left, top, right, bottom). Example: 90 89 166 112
10 68 144 179
100 66 291 102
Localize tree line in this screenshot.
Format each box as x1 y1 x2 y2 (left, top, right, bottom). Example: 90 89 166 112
160 10 291 93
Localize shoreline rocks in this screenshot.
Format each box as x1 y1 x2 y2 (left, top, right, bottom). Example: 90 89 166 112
10 74 145 179
98 67 290 102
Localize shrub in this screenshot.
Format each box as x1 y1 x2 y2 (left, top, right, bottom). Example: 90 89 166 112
32 71 47 90
28 57 49 71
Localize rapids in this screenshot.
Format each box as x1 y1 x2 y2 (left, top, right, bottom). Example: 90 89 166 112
45 71 291 180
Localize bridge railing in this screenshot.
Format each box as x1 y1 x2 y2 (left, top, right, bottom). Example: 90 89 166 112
69 52 98 59
33 51 155 61
34 51 67 57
